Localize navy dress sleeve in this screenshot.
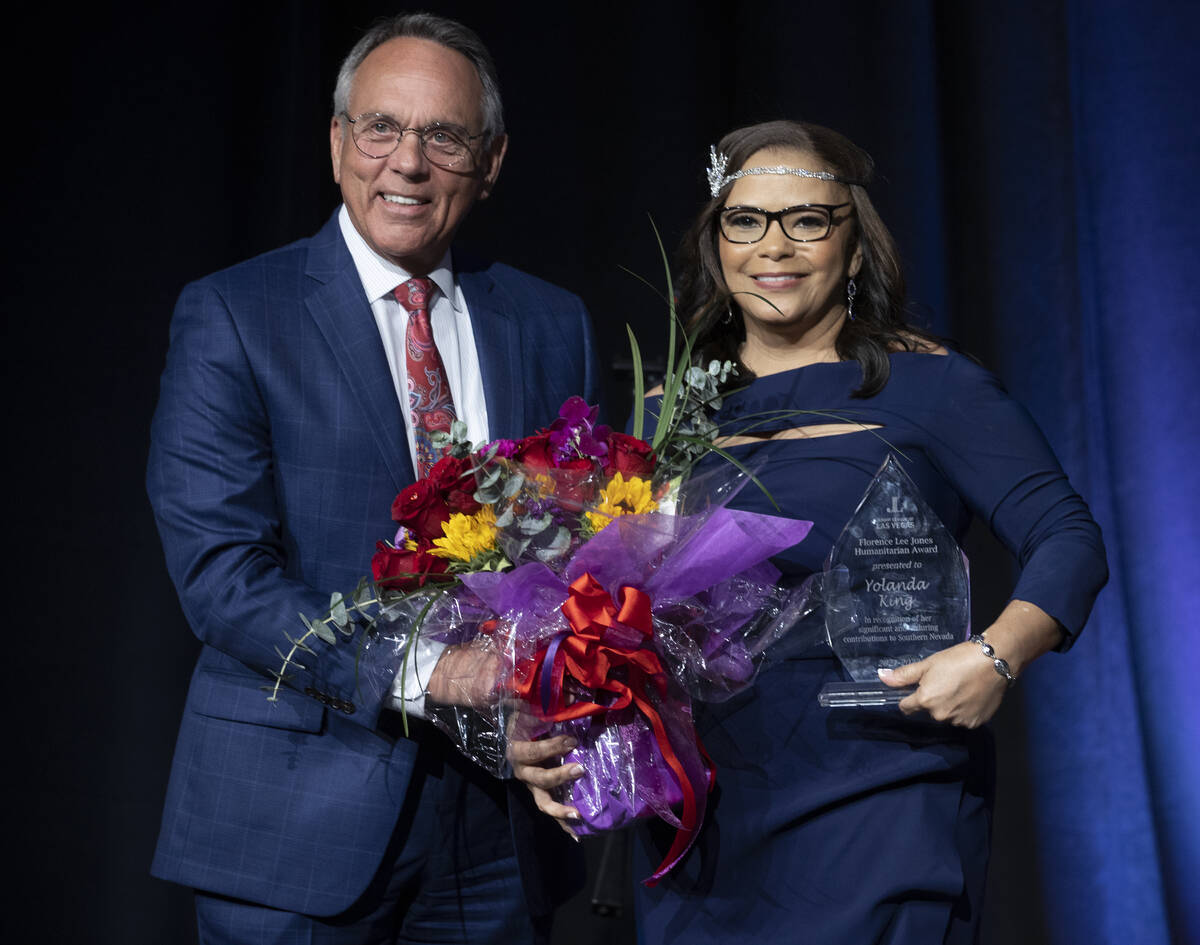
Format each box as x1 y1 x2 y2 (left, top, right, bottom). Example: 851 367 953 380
909 354 1108 646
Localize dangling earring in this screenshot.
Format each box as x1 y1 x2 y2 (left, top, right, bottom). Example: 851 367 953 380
846 277 858 321
723 301 735 325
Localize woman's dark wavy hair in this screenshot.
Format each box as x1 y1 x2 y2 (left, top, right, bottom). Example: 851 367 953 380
678 120 940 398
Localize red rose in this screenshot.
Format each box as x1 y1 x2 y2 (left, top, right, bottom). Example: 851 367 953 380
425 455 481 515
427 455 472 492
604 432 656 478
514 433 594 474
371 540 449 591
445 487 482 515
512 433 555 472
391 479 451 539
512 432 598 506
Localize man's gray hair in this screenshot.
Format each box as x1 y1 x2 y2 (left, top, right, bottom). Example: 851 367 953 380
333 12 505 141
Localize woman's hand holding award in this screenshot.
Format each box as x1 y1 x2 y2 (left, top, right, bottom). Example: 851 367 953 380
818 454 971 708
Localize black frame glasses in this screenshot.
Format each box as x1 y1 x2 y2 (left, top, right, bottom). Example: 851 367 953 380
342 113 486 170
719 203 853 244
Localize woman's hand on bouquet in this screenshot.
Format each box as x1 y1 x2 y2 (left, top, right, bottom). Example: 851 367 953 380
507 733 587 839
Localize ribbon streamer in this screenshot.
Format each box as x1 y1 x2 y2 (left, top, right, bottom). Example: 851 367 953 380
511 571 714 883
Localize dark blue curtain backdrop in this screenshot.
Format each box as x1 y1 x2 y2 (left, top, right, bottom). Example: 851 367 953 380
941 1 1200 942
1049 3 1199 941
9 3 1196 943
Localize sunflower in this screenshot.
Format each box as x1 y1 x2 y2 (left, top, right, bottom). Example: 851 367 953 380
430 505 500 565
585 473 658 534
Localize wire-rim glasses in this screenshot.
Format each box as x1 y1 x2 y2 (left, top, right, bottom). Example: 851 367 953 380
719 203 852 244
342 113 486 170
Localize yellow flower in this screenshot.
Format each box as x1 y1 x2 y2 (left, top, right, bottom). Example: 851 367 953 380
585 473 658 533
430 506 499 563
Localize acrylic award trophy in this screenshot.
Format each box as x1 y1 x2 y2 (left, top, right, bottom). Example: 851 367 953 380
817 454 970 708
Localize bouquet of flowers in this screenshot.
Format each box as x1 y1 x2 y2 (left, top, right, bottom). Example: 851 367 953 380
270 311 819 883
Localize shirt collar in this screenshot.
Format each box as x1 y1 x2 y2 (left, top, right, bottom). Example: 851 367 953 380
337 205 460 311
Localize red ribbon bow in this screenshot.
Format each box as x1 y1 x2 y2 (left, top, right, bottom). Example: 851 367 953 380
512 572 713 884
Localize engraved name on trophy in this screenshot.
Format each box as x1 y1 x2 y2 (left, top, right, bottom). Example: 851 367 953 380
817 454 970 708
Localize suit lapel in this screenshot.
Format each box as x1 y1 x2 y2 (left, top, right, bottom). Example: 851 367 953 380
303 218 413 492
458 266 527 441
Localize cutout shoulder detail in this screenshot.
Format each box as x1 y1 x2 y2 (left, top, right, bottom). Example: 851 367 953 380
717 422 883 447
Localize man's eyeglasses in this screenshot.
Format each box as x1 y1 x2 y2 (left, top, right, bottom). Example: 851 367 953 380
342 113 486 170
719 203 852 244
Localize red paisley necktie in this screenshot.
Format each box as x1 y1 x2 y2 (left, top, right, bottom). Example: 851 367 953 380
395 277 457 477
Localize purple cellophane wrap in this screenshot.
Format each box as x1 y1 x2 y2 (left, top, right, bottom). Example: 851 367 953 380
461 506 812 842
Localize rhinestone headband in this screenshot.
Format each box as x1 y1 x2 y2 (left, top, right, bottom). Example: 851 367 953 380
707 145 861 197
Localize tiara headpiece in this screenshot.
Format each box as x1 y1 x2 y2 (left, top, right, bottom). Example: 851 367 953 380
706 145 862 197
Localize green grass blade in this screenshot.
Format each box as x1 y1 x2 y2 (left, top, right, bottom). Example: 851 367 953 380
627 324 646 441
670 435 781 511
618 265 670 307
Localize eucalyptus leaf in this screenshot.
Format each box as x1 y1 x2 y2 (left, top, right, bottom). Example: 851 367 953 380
495 505 516 528
330 592 349 628
312 622 337 645
545 526 571 553
502 474 525 500
274 644 306 671
352 577 372 609
518 512 553 536
475 485 502 505
283 631 316 655
300 611 337 645
477 465 502 489
534 527 572 563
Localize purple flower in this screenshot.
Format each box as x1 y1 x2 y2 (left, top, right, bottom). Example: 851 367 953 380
557 396 598 427
525 497 552 518
548 397 611 464
484 438 519 459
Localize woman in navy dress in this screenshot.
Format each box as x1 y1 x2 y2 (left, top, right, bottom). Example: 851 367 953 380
513 120 1107 943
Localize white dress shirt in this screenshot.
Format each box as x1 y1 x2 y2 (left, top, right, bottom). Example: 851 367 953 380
338 207 490 718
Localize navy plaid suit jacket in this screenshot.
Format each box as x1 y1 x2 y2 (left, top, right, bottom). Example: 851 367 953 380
147 212 598 915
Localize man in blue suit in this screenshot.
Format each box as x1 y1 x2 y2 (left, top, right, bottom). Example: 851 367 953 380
148 13 597 944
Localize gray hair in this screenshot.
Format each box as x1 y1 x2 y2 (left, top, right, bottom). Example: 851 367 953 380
332 12 505 141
